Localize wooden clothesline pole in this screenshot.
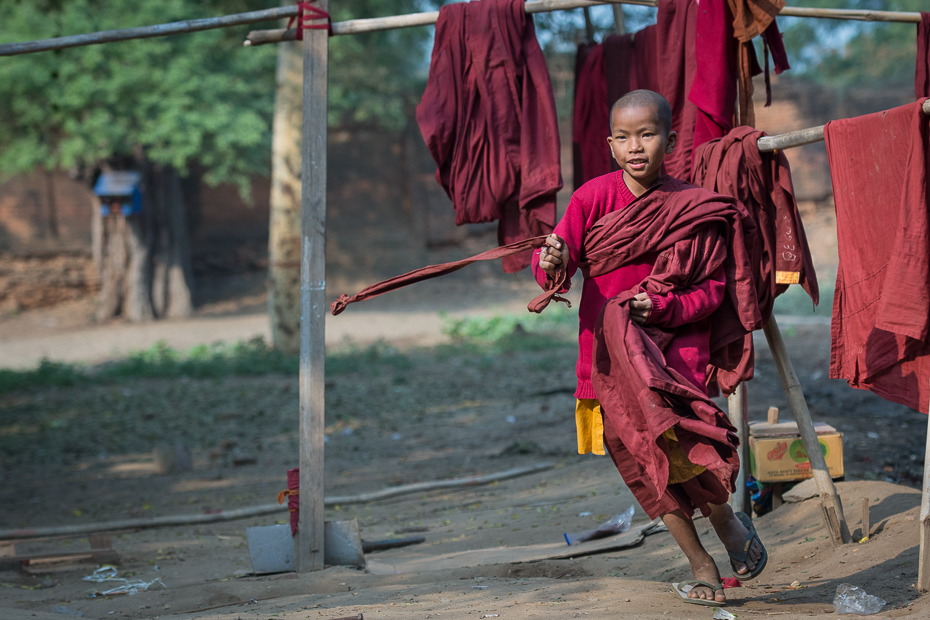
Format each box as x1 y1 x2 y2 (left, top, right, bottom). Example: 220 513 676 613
241 1 924 46
758 100 930 152
0 0 921 56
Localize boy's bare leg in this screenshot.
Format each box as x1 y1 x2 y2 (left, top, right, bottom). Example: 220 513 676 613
707 502 764 575
661 510 726 603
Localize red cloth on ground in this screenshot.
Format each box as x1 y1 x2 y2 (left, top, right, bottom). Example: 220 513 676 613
416 0 562 273
918 13 930 99
531 172 725 399
825 99 930 413
692 126 819 322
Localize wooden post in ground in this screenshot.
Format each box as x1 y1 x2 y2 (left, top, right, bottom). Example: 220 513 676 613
763 316 851 545
917 401 930 592
297 1 329 573
727 382 751 515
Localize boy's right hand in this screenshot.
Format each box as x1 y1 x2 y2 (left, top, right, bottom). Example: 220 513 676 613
538 233 566 277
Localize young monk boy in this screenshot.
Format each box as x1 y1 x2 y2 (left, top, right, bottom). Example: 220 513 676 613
533 89 766 606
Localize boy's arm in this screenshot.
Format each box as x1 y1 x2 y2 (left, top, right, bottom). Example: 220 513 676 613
644 265 727 328
532 194 587 290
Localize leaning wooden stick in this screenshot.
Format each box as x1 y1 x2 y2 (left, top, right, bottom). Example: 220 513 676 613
727 383 751 515
763 316 851 546
918 390 930 592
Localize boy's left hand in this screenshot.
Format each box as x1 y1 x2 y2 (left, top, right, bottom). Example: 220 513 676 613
629 292 652 325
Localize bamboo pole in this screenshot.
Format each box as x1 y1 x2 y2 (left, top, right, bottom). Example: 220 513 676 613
763 316 851 546
919 403 930 591
778 6 921 23
0 6 301 57
758 100 930 152
0 463 554 541
244 0 658 46
727 382 751 515
0 1 923 57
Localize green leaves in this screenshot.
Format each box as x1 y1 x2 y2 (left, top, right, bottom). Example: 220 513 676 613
0 0 278 187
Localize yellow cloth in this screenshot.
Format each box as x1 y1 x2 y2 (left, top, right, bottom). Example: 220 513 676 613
575 399 606 455
574 399 706 483
662 427 707 484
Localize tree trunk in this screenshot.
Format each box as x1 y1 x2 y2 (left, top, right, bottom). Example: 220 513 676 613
94 160 194 323
150 165 194 318
96 213 127 322
267 20 303 355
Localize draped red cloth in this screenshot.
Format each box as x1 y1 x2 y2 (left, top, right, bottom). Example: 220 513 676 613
918 13 930 99
572 0 734 187
580 177 759 517
416 0 562 273
692 126 819 323
825 99 930 413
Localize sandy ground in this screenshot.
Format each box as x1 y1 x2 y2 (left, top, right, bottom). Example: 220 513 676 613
3 272 930 619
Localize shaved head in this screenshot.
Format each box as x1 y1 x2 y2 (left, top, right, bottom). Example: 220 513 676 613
610 89 672 134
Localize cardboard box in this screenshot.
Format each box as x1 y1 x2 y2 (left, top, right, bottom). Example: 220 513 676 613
748 433 844 482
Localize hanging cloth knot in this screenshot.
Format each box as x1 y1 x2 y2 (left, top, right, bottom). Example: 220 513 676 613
288 0 332 39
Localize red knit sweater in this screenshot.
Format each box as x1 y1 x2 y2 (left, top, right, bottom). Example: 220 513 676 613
532 171 726 399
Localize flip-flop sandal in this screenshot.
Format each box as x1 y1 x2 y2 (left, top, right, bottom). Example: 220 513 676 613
728 511 768 580
672 580 725 606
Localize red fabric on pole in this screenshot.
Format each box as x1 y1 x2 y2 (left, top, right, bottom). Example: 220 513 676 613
287 467 300 535
572 44 611 188
416 0 562 273
917 13 930 99
572 0 736 186
689 0 736 161
656 0 698 180
287 0 331 39
692 126 819 323
825 99 930 413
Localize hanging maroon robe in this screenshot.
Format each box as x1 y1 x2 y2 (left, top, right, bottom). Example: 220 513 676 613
692 126 819 324
917 13 930 99
416 0 562 273
825 99 930 413
572 0 734 187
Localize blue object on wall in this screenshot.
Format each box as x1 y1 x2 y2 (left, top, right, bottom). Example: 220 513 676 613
94 171 143 216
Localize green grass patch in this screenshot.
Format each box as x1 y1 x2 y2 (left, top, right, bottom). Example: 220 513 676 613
440 305 576 352
0 337 419 394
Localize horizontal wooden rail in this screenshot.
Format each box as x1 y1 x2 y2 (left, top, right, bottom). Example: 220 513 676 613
778 6 921 23
1 1 923 56
757 99 930 152
245 0 657 46
243 1 925 47
0 6 301 57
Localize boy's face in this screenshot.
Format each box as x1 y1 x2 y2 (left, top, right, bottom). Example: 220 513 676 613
607 105 677 187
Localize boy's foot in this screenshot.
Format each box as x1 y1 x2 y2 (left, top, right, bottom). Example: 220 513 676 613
686 560 726 604
710 509 765 577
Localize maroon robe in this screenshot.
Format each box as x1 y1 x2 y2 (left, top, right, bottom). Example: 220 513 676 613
692 126 819 325
416 0 562 273
825 99 930 413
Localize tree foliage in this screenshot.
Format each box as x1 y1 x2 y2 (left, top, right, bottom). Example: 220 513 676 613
777 0 924 92
0 0 442 190
0 0 281 193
